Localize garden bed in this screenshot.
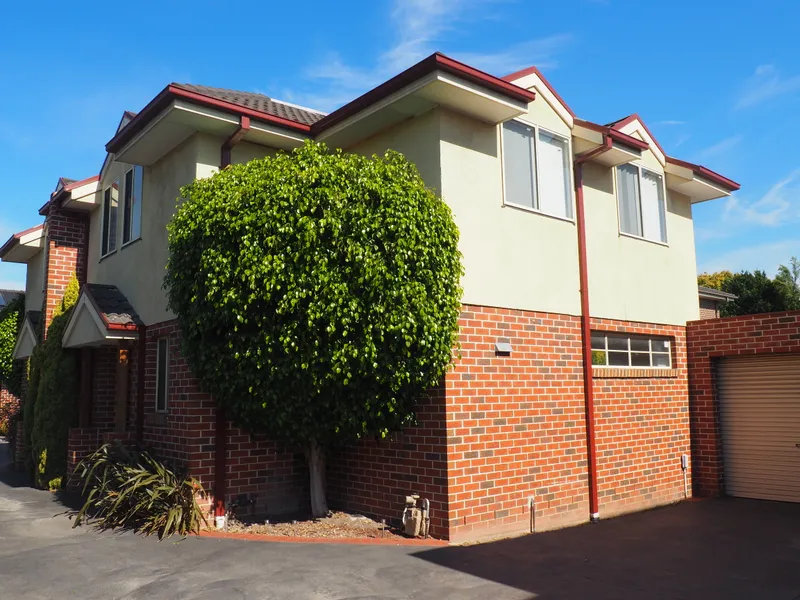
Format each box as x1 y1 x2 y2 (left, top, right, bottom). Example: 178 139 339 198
219 511 405 540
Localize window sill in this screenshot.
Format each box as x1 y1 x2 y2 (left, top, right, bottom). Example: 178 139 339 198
618 231 669 247
593 367 679 379
99 250 117 263
121 237 142 250
503 202 575 224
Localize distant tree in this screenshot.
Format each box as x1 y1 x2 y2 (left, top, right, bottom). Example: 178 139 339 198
697 270 733 290
775 256 800 310
720 270 789 317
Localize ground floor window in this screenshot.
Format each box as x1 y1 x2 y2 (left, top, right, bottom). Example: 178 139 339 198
591 332 672 368
156 337 169 412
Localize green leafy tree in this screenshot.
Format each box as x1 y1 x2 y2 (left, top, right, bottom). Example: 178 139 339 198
30 276 80 489
775 256 800 310
697 271 733 290
0 294 25 398
165 141 463 516
720 270 789 317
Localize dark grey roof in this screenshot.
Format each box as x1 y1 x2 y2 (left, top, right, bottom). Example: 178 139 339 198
0 289 22 307
698 285 737 301
25 311 40 328
85 284 142 327
174 83 326 126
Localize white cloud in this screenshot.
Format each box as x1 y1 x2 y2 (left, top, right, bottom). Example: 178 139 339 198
288 0 573 112
734 64 800 110
698 239 800 277
695 134 743 160
723 169 800 227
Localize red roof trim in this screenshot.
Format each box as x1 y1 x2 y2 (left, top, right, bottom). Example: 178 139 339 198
573 119 649 150
666 157 740 191
312 53 536 135
502 65 576 118
608 113 667 157
0 224 44 258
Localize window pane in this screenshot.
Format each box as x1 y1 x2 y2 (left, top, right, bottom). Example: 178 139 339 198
608 351 629 366
652 339 670 352
616 164 642 236
631 352 650 367
591 333 605 350
653 353 671 367
640 170 666 242
123 170 133 244
108 180 119 253
630 338 650 352
607 336 628 351
102 188 111 256
592 350 607 365
537 131 571 218
502 121 536 209
156 338 168 411
132 166 143 240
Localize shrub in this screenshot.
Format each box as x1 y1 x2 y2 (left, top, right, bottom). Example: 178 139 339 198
30 276 80 487
164 141 463 516
0 295 24 390
73 443 206 539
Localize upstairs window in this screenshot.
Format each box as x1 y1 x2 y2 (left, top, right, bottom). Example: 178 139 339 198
616 164 667 243
101 179 119 256
122 166 143 245
501 120 572 219
591 332 672 368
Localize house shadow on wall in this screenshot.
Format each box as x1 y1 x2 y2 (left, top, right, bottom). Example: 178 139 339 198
410 499 800 599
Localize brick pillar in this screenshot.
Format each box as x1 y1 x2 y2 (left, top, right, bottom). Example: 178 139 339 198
66 427 99 491
42 208 88 337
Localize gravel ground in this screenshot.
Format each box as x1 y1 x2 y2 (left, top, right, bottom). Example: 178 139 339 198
221 510 407 540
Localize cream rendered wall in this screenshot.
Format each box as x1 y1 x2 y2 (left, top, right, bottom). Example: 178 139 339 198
582 152 700 326
24 251 44 314
88 136 200 325
348 109 442 193
438 108 581 315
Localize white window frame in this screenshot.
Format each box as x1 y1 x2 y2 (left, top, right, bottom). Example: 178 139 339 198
155 337 169 413
500 119 575 223
100 179 119 258
591 332 672 369
614 163 668 246
121 166 143 248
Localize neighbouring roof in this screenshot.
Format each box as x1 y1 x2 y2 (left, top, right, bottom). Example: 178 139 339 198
0 289 23 307
173 84 326 126
698 285 738 301
85 283 142 329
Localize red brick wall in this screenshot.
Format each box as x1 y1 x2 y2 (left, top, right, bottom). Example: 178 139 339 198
445 306 588 542
327 384 449 537
0 383 19 434
142 321 307 518
591 318 690 518
699 298 720 320
687 311 800 497
42 210 88 336
66 427 99 490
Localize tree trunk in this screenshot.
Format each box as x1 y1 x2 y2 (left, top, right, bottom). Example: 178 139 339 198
307 440 328 518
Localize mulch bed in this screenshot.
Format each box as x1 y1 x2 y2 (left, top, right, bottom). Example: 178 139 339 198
218 511 407 541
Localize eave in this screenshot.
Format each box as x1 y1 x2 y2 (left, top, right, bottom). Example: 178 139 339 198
0 224 44 264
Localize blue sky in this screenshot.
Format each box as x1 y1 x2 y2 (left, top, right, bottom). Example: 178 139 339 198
1 0 798 289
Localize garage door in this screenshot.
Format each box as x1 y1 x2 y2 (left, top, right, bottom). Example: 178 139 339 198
717 354 800 503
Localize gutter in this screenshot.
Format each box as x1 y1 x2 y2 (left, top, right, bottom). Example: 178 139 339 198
573 135 613 523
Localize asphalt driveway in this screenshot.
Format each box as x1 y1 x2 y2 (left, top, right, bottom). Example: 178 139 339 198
1 439 798 599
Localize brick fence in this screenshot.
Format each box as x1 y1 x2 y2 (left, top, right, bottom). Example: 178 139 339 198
687 311 800 496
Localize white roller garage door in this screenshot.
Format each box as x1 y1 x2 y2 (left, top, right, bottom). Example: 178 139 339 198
717 354 800 503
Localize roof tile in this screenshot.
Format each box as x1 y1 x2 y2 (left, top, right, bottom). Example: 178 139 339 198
85 284 142 327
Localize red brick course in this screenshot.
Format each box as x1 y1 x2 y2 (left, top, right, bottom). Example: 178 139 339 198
41 210 88 335
687 311 800 497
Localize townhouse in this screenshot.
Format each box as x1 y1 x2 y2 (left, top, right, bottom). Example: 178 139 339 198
1 53 739 542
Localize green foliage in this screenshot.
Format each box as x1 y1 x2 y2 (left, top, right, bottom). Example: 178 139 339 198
591 350 606 365
73 442 206 539
3 405 21 462
697 271 733 291
719 270 790 317
164 141 463 449
775 256 800 310
30 276 80 488
0 294 24 391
